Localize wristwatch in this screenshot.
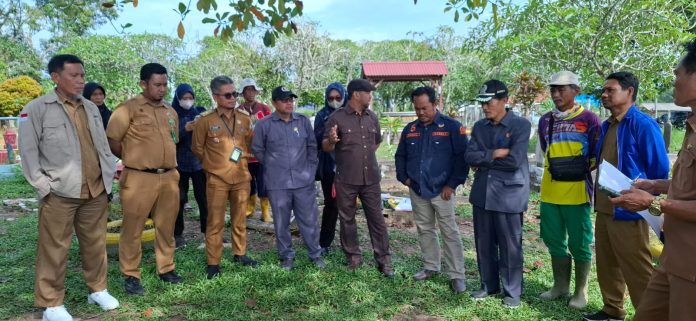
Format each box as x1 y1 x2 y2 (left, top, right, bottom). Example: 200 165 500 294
648 196 665 216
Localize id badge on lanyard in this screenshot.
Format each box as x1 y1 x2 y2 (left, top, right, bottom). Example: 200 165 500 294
220 114 241 163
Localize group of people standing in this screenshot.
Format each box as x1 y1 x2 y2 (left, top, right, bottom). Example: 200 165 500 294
16 38 696 321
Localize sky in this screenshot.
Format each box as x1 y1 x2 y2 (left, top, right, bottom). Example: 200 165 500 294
88 0 477 43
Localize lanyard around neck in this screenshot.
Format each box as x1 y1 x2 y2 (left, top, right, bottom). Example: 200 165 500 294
219 113 237 143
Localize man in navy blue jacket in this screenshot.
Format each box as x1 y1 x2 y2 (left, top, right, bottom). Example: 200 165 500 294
395 86 469 294
583 72 670 321
466 80 531 308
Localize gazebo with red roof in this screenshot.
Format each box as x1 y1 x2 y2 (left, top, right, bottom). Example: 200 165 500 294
361 61 449 107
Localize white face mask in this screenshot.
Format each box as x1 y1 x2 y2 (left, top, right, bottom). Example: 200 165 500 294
179 99 194 110
328 99 343 109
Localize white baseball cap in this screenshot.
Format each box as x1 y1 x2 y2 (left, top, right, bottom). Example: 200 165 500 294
548 71 580 86
239 78 262 92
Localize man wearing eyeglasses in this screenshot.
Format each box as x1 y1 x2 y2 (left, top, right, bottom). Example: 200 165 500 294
251 86 325 271
192 76 258 280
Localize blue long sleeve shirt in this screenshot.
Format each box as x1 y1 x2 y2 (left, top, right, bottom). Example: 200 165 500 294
395 112 470 198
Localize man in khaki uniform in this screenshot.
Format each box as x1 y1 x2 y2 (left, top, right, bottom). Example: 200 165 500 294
612 39 696 321
106 63 182 295
19 54 119 321
192 76 258 279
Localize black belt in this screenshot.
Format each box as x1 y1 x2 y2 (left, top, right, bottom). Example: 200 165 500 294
125 167 173 174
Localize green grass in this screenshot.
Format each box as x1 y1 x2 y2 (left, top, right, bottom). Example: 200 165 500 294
0 167 36 200
0 175 628 320
669 128 685 153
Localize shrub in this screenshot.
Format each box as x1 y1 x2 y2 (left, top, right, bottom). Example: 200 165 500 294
0 76 43 117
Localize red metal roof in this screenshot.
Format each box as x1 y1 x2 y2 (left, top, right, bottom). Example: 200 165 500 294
362 61 448 81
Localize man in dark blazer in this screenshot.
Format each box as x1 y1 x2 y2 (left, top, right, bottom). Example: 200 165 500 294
465 79 531 309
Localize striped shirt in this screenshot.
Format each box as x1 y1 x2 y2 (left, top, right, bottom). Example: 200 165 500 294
538 106 602 204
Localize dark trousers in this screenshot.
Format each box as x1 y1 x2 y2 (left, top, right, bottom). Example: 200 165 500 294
267 183 322 260
335 182 391 267
175 169 208 235
472 206 524 299
319 171 338 248
248 162 267 198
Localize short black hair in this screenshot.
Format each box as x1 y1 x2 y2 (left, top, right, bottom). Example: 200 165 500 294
140 63 168 81
410 86 437 104
606 71 639 101
48 54 83 74
682 38 696 74
210 76 234 94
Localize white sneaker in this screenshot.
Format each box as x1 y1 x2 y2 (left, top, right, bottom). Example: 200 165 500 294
42 305 73 321
87 289 120 310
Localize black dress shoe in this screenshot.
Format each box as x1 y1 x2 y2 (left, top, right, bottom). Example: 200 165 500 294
124 276 144 295
234 255 259 267
413 269 440 281
503 296 521 308
379 266 395 278
347 257 363 270
159 270 183 284
312 257 327 269
471 289 500 300
450 279 466 294
206 265 221 279
280 258 294 271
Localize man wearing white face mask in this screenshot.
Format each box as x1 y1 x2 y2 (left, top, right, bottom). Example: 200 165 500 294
172 83 208 249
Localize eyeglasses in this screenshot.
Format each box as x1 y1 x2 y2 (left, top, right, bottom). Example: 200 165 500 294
214 91 240 99
327 96 342 102
278 97 295 103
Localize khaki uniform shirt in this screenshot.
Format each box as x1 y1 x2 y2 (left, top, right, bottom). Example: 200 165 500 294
18 90 116 199
191 108 252 185
323 106 382 186
662 113 696 281
57 93 104 198
106 94 178 170
595 111 626 214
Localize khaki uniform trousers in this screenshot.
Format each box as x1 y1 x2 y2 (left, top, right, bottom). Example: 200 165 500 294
35 192 108 307
119 168 179 278
206 174 250 265
409 188 466 280
595 212 654 318
634 267 696 321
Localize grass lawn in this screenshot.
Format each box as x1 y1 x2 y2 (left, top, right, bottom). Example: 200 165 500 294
0 170 633 321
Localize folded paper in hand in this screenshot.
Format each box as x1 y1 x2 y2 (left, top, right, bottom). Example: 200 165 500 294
597 160 663 239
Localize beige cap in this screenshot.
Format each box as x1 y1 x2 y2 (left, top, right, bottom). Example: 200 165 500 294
548 71 580 86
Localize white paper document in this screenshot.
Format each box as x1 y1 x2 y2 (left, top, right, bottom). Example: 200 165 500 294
597 161 663 238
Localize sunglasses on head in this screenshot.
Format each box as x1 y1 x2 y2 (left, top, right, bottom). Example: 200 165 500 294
215 91 240 99
327 96 342 102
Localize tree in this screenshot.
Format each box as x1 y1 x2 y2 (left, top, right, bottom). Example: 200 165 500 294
104 0 303 46
59 34 185 107
37 0 118 37
0 36 42 81
269 22 353 107
177 35 279 108
0 0 41 41
468 0 696 101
